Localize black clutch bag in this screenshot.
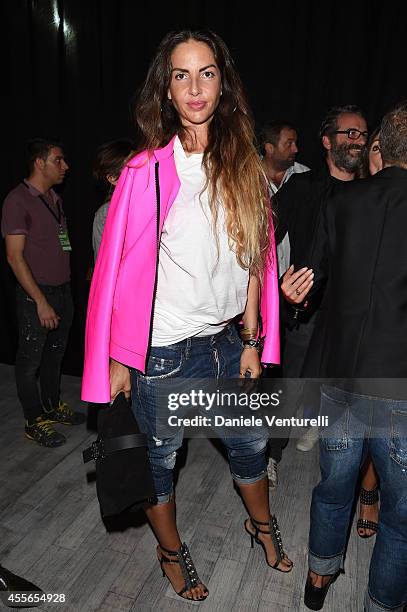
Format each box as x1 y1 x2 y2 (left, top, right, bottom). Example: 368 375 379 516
83 392 156 516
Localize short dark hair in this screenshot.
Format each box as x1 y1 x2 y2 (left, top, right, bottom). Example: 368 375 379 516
93 139 135 184
380 101 407 166
259 120 296 153
26 138 62 173
319 105 365 139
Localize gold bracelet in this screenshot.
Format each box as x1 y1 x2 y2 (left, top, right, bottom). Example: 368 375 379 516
240 327 258 340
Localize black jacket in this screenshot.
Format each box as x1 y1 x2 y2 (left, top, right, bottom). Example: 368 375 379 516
303 166 407 395
274 168 345 266
274 168 347 328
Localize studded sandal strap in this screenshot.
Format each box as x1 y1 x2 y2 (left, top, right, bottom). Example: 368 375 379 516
270 515 285 564
177 543 201 593
360 487 379 505
357 519 378 532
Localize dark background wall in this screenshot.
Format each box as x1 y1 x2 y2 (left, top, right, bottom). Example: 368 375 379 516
2 0 407 374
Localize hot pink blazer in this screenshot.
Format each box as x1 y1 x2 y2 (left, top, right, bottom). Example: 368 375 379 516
82 136 280 403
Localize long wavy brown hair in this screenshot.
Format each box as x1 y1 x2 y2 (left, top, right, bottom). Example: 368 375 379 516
134 30 271 275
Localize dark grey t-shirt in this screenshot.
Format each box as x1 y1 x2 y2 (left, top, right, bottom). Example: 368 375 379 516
1 180 71 286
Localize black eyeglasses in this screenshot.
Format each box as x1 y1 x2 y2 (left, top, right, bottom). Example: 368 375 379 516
333 128 369 140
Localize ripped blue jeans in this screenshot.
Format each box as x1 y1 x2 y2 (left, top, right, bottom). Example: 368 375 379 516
131 324 268 503
309 385 407 612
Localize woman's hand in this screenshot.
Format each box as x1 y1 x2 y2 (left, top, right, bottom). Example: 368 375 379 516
281 265 314 304
239 347 262 379
110 358 131 401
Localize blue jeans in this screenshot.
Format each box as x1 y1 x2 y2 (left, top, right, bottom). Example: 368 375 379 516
309 385 407 611
131 324 268 504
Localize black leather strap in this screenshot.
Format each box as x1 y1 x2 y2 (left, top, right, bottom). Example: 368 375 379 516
82 433 148 463
360 487 379 505
357 519 378 532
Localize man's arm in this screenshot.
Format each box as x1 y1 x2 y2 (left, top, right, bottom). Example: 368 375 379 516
5 234 60 329
281 192 330 325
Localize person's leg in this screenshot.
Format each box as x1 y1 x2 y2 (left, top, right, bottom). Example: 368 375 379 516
357 455 379 538
38 285 84 426
15 285 48 421
282 316 319 453
132 342 208 600
265 366 288 487
308 386 365 589
216 326 293 571
269 325 303 461
238 474 293 571
297 380 320 452
363 400 407 612
39 284 73 411
267 436 288 463
15 285 66 447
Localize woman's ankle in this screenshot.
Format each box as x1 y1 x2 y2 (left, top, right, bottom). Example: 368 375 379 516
309 570 333 588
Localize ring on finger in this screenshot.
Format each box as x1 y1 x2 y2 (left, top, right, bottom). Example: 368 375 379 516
295 288 301 296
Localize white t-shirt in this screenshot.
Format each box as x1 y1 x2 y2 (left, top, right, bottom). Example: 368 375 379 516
151 136 249 346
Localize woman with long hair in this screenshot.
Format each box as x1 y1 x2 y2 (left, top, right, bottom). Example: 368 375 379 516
82 30 300 601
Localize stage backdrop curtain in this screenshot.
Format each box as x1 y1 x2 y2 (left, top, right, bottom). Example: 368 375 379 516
2 0 407 374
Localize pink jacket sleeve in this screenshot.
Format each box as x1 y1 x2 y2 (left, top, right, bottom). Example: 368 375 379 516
81 165 134 403
260 215 280 365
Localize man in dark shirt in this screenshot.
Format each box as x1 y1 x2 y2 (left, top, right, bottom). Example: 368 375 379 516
301 102 407 612
273 105 367 456
2 138 84 447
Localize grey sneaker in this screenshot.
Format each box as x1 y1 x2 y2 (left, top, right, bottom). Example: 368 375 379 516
267 457 278 489
296 426 319 452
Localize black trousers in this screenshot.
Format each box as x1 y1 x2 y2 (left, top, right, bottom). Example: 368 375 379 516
15 283 73 422
268 313 317 463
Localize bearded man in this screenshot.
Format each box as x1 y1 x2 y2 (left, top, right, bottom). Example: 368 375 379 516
271 106 367 455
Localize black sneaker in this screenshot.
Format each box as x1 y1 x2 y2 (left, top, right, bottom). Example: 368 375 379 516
25 417 66 448
44 401 86 426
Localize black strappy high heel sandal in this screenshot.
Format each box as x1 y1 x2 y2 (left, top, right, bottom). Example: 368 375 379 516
244 515 293 572
357 486 379 538
157 542 209 600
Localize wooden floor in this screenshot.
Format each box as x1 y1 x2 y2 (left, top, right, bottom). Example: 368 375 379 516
0 364 374 612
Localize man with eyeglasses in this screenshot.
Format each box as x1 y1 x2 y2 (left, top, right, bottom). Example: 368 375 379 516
321 110 368 179
273 105 368 456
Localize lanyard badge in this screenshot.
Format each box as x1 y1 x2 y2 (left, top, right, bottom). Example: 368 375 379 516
58 226 72 251
37 192 72 252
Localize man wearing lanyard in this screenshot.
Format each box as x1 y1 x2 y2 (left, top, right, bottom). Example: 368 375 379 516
2 138 85 447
